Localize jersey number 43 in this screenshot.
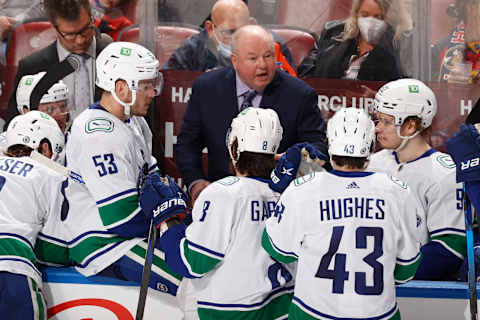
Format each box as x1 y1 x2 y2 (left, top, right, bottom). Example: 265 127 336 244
316 226 384 295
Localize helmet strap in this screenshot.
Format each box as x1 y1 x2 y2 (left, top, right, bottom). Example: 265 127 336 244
394 126 420 152
111 88 136 118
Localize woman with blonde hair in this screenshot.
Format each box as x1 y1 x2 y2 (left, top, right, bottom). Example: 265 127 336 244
298 0 413 80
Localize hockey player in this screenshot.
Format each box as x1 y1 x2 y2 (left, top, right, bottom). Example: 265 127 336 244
368 78 466 280
16 72 70 132
144 107 295 319
0 111 66 320
263 107 422 320
37 42 184 299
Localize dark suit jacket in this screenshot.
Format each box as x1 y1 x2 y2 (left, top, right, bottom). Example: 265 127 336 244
176 67 327 187
6 37 109 123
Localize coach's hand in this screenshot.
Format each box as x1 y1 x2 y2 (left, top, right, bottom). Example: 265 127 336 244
269 142 327 193
139 173 187 227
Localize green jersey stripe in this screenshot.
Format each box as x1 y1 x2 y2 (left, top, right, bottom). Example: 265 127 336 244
394 253 422 283
0 237 37 266
261 230 297 264
98 194 139 227
431 234 466 258
69 234 126 264
130 244 183 282
182 238 222 276
34 238 70 266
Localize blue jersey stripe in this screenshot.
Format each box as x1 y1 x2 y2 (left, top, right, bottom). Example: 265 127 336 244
187 240 225 259
292 296 397 320
397 251 421 264
96 188 137 205
0 257 41 277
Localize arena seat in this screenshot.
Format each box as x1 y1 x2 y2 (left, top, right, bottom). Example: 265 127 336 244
0 19 56 122
264 25 318 69
117 24 200 67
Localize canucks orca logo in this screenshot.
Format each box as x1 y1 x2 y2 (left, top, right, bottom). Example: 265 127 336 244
85 118 114 134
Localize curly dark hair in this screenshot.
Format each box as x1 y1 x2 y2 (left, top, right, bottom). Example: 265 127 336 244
44 0 91 25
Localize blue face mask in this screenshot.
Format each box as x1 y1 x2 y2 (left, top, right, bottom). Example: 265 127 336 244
212 24 233 59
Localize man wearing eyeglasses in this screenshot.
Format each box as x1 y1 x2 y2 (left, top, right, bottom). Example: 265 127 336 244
6 0 110 125
162 0 294 73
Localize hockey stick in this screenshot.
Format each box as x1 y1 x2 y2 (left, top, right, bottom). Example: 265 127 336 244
29 151 84 184
135 218 158 320
464 183 478 320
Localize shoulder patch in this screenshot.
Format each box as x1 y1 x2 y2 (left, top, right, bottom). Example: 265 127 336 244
436 154 456 169
85 118 114 134
294 172 315 186
388 174 408 189
217 176 240 186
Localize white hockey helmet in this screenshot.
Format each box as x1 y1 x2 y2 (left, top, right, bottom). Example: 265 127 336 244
374 78 437 128
96 42 162 117
6 111 65 160
16 72 69 114
327 107 375 157
227 107 283 164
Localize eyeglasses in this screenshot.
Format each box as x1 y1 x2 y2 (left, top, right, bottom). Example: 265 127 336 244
55 18 95 41
213 23 237 39
374 117 395 127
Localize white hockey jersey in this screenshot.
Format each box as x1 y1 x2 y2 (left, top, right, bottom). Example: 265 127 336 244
264 171 422 320
183 177 295 318
0 155 64 286
368 149 465 258
37 104 157 276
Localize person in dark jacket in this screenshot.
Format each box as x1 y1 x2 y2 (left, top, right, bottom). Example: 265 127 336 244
298 0 412 81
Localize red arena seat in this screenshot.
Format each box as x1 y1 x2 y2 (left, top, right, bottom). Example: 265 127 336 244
265 25 318 68
0 19 56 123
117 24 200 67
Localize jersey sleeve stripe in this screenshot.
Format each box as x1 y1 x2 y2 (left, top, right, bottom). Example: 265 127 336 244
394 253 422 283
0 237 37 266
261 229 298 264
70 235 125 267
96 188 138 206
0 256 42 277
0 233 34 250
187 240 225 259
182 238 222 276
396 251 421 264
98 194 139 227
429 228 466 236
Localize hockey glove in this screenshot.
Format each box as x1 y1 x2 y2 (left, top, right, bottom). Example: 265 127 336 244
269 142 328 193
139 173 188 227
446 124 480 182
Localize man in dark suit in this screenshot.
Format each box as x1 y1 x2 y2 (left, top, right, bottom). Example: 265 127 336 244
176 25 327 203
6 0 110 124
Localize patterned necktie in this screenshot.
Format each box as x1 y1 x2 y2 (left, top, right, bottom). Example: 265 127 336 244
240 90 257 111
72 53 91 118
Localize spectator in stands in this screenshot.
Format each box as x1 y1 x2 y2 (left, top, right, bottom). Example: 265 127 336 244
298 0 413 81
91 0 133 41
432 0 480 83
6 0 110 125
162 0 295 75
0 1 45 64
176 25 327 204
368 78 466 281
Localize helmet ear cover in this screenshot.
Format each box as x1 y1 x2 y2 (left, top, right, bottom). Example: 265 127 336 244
226 107 283 164
327 107 375 158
